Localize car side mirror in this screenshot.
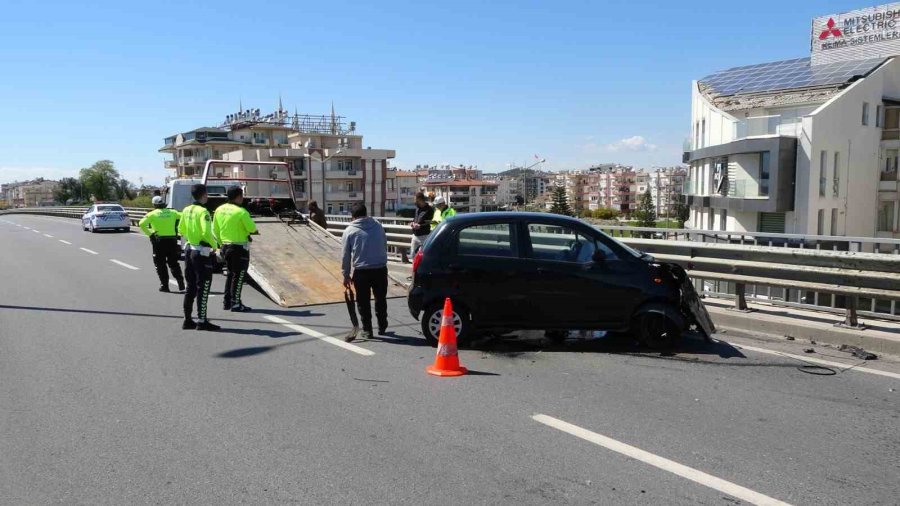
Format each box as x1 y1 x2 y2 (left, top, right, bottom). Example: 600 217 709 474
592 250 606 263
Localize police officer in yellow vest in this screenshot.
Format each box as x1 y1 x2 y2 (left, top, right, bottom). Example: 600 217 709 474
139 196 185 293
430 195 456 227
213 186 258 312
178 184 220 331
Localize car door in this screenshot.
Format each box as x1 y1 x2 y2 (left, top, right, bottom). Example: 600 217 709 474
447 220 529 326
522 220 642 328
83 206 95 227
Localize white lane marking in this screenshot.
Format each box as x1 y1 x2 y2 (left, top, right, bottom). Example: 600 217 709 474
80 248 99 255
59 240 72 245
730 342 900 381
22 227 30 230
43 233 53 238
32 229 41 234
110 259 140 271
263 315 374 356
532 414 792 506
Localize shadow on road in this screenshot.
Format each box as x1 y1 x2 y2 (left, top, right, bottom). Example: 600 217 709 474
225 328 298 339
216 336 318 358
0 304 281 326
249 308 325 318
468 331 749 362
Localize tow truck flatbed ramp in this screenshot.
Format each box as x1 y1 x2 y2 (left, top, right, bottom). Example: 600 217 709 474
248 218 407 307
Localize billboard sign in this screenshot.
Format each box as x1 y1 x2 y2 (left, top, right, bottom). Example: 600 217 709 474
811 2 900 64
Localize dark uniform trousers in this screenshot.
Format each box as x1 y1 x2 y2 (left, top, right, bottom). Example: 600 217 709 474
151 236 184 286
184 249 214 321
352 266 388 333
222 244 250 308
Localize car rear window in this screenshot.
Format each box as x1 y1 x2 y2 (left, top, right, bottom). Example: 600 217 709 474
97 205 125 212
457 223 515 258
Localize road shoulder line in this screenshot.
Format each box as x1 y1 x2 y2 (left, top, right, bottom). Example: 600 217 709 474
532 414 792 506
263 315 374 356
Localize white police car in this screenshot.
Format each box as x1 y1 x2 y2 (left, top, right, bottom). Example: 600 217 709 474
82 204 131 233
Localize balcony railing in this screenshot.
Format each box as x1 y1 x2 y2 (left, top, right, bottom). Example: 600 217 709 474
727 178 766 198
734 115 801 140
881 170 899 182
164 160 177 169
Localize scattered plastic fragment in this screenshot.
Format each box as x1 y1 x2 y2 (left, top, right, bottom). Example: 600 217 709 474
838 344 878 361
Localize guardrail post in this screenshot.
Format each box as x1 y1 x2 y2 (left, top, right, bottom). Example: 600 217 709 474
730 283 753 312
835 296 867 330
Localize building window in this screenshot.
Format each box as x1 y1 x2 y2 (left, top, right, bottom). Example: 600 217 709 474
877 201 896 232
876 105 884 127
819 151 828 197
759 152 770 197
817 209 825 235
832 152 840 197
701 119 706 148
862 102 870 126
884 149 899 182
830 209 838 235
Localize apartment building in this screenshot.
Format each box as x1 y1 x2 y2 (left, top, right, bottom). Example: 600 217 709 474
423 179 500 213
3 179 59 207
684 3 900 238
389 170 420 215
648 167 687 218
160 103 396 215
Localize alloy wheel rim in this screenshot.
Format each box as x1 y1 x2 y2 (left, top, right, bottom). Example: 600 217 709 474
428 309 462 339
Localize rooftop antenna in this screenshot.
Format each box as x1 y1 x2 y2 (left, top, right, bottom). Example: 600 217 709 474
278 94 284 113
330 101 337 135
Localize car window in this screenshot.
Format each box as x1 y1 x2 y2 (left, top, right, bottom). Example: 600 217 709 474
527 223 617 263
98 205 124 212
86 206 95 214
456 223 515 258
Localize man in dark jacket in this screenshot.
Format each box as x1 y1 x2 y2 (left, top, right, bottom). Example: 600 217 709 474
410 192 434 257
308 200 327 229
341 203 389 341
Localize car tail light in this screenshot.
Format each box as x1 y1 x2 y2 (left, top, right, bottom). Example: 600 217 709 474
412 250 423 273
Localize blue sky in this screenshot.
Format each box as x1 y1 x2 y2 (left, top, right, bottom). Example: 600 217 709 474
0 0 872 185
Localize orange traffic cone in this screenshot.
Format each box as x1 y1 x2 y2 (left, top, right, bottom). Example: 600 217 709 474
426 298 468 377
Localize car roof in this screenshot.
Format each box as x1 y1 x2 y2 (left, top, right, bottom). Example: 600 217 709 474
445 212 583 226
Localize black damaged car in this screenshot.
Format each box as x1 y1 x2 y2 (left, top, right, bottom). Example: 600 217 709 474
408 212 715 348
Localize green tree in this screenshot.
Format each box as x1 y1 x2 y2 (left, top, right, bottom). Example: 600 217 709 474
54 177 84 204
549 185 573 216
593 207 621 220
79 160 120 202
673 193 690 229
632 189 656 228
115 178 136 201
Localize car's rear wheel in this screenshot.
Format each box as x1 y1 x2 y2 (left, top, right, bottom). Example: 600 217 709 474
421 302 471 348
634 311 681 350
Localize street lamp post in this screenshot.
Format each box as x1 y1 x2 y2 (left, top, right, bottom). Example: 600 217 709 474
520 158 546 207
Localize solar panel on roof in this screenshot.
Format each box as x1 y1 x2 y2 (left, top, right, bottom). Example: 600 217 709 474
699 57 885 96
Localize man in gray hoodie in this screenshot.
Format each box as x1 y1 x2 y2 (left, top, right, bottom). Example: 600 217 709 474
341 203 389 341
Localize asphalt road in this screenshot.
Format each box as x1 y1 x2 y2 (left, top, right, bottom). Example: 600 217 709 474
1 214 899 505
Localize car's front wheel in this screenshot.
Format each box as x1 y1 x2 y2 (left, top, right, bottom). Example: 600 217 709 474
634 311 682 350
89 222 96 233
421 302 472 348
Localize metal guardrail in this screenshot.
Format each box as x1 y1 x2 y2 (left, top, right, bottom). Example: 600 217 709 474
0 206 151 225
6 207 897 323
324 214 900 324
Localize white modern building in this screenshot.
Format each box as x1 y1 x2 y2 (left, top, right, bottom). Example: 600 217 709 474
684 3 900 239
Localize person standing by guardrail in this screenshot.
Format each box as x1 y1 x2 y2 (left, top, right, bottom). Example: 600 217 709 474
430 195 456 228
341 203 389 342
179 184 220 332
139 196 185 293
213 187 258 313
410 192 434 257
308 200 327 229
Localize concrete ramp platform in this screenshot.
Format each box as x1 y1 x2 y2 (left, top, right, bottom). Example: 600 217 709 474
248 218 407 307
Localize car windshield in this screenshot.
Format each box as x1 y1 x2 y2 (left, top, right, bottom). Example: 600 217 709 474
587 224 645 259
97 205 124 213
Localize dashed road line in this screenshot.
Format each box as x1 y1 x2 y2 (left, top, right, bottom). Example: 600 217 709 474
59 240 72 245
110 259 140 271
43 233 53 238
730 341 900 381
263 315 374 356
532 414 792 506
32 229 41 234
79 248 98 255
